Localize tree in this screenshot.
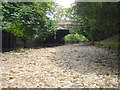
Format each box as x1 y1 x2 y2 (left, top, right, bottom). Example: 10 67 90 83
2 2 56 40
73 2 119 42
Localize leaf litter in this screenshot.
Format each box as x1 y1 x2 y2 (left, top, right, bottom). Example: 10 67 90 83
0 44 119 88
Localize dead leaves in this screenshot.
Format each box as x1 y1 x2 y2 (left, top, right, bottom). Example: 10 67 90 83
0 44 118 88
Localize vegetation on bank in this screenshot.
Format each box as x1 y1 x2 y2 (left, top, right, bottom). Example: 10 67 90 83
94 35 119 53
70 2 119 53
2 2 58 40
72 2 119 42
64 33 88 43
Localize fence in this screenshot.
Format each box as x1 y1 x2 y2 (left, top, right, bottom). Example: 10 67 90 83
2 30 17 52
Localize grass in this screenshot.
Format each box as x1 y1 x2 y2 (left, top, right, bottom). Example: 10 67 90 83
95 35 119 53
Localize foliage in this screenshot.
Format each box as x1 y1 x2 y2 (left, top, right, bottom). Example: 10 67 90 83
73 2 119 42
95 35 119 53
64 33 88 43
52 5 74 26
2 2 56 40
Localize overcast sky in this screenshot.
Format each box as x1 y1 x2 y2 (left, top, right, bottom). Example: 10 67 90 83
55 0 75 8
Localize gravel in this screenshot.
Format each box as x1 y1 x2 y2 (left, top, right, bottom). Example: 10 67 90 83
0 44 119 88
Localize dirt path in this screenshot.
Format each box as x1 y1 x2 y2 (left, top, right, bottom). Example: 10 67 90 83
0 44 119 88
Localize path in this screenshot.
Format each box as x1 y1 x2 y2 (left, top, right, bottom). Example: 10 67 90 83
0 44 119 88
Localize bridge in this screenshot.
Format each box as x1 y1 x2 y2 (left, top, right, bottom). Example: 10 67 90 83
55 21 77 29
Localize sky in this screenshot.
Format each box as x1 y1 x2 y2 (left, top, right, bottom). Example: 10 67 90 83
55 0 75 8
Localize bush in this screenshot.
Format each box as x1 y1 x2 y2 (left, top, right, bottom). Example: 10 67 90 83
64 33 88 43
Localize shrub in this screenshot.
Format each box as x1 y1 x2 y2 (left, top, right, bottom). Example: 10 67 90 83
64 33 88 43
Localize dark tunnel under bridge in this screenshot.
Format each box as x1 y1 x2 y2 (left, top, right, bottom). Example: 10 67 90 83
44 29 70 44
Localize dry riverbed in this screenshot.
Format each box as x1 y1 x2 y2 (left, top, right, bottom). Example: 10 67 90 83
0 44 119 88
